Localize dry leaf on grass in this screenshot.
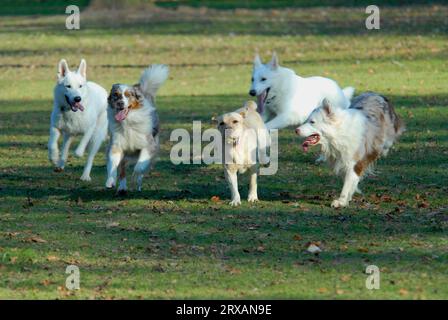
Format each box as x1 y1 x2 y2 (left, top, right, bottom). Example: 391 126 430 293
23 236 47 243
224 265 241 275
41 279 52 286
399 288 409 296
306 243 322 254
106 222 120 228
46 255 59 262
256 246 265 253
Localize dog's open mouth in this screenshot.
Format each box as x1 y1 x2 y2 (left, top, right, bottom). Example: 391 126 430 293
65 95 84 112
302 134 320 152
256 87 270 114
115 108 129 122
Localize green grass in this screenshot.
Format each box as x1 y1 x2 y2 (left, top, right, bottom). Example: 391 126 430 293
0 5 447 299
0 0 91 16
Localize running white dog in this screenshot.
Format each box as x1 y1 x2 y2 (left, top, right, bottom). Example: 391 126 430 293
48 59 108 181
295 92 404 208
249 53 355 130
105 64 168 194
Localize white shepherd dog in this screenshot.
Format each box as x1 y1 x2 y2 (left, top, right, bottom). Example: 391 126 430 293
249 53 355 130
48 59 108 181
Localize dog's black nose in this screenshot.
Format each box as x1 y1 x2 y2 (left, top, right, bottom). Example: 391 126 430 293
249 90 256 97
117 101 124 109
74 96 81 102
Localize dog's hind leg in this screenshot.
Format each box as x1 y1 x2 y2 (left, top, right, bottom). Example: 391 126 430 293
247 166 258 203
80 126 105 181
331 168 360 208
58 133 73 170
48 126 61 167
133 148 152 192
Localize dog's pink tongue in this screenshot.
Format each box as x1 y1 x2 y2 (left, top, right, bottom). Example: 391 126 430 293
115 110 127 122
75 102 84 111
257 91 266 114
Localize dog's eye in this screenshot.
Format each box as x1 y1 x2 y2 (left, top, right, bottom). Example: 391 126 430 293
79 85 83 88
261 77 266 82
219 122 225 126
310 120 315 124
66 85 71 88
232 120 238 124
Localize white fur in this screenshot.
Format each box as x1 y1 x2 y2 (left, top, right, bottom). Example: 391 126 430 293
106 65 167 193
48 59 108 181
139 64 169 99
296 94 403 208
250 53 355 130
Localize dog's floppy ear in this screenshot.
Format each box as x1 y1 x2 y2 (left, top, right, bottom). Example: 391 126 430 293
239 109 248 118
322 98 332 116
58 59 69 79
77 59 87 78
244 100 257 112
253 53 262 67
268 52 279 70
132 84 144 100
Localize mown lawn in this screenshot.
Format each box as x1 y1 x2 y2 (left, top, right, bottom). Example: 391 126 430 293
0 4 447 299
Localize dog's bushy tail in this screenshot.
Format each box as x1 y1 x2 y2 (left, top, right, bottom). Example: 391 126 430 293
139 64 169 99
342 86 355 101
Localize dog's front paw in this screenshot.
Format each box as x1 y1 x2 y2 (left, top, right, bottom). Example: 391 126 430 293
315 154 326 165
49 149 60 164
105 177 115 189
248 194 258 203
229 198 241 206
80 174 91 182
331 199 348 208
74 148 84 158
54 167 64 173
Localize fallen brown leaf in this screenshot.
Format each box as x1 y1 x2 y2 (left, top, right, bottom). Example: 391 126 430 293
24 236 47 243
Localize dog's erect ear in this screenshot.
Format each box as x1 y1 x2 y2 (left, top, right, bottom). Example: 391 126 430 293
58 59 69 79
108 84 120 105
322 98 332 116
77 59 87 78
253 53 262 67
268 52 279 70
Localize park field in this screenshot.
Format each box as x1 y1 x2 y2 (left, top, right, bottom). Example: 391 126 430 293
0 3 447 299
